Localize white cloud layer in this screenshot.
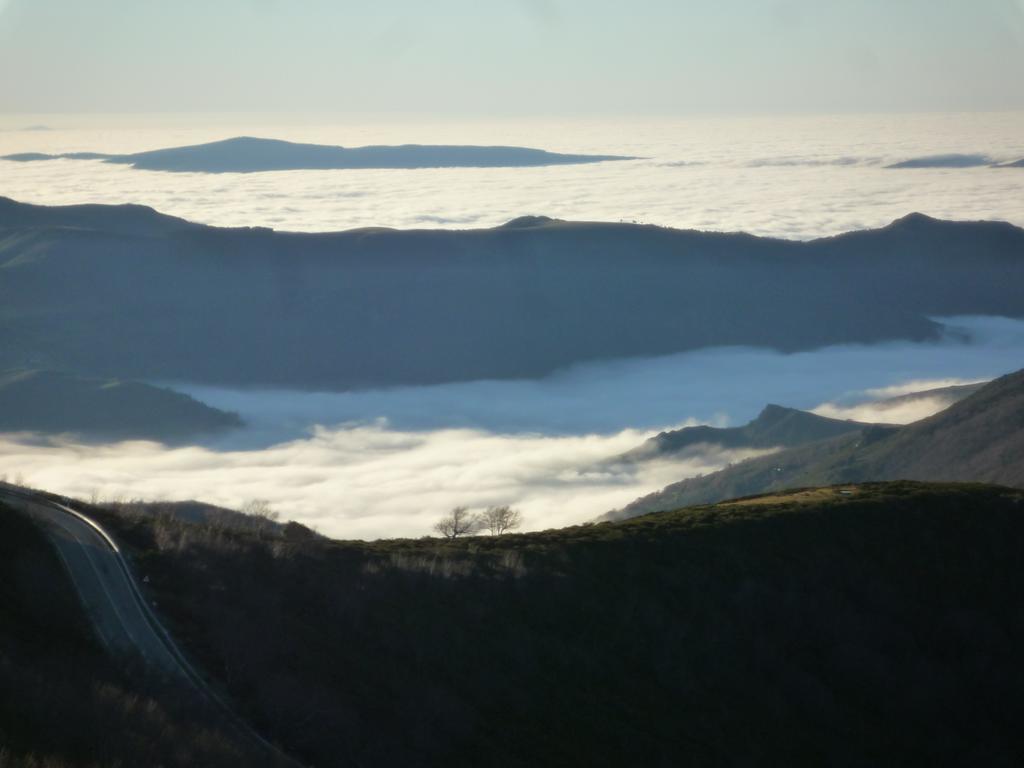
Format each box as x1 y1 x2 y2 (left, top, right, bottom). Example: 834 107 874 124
0 317 1020 540
1 112 1023 240
812 394 968 425
0 426 772 540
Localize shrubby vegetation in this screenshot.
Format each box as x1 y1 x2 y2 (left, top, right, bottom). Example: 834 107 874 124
84 481 1024 767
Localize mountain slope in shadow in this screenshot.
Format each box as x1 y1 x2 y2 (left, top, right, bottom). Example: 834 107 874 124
0 369 241 442
1 198 1023 390
2 136 635 173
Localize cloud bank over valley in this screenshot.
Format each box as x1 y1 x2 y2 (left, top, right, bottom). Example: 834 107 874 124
0 317 1020 539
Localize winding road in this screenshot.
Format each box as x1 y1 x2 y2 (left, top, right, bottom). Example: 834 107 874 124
0 481 302 767
1 484 187 672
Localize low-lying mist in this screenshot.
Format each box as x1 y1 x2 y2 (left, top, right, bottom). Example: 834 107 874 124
1 316 1020 539
176 316 1018 446
1 427 773 539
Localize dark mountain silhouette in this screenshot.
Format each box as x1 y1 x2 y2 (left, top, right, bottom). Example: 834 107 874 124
1 199 1023 390
0 369 241 442
621 405 870 461
0 195 196 236
2 136 635 173
620 383 986 463
610 368 1024 519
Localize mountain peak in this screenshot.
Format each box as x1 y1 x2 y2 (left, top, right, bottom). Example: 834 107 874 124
890 212 938 228
753 404 800 424
501 215 559 229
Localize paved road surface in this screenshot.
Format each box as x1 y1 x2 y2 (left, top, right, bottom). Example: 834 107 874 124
0 483 303 767
5 491 186 673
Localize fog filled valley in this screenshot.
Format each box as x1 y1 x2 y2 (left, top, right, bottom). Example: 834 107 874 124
0 313 1019 538
2 185 1024 535
3 35 1024 763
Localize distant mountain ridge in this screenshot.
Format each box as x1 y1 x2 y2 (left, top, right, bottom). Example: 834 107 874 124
0 196 196 236
2 136 635 173
610 368 1024 519
0 369 241 442
1 198 1022 390
621 405 870 460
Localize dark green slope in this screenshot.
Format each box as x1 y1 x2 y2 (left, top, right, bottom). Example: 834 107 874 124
2 198 1022 389
616 367 1024 518
0 369 241 442
86 481 1024 768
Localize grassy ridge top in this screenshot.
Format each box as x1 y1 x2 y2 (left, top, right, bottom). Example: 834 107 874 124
87 481 1024 767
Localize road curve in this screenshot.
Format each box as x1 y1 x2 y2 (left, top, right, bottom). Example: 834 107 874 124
0 482 303 767
2 488 186 673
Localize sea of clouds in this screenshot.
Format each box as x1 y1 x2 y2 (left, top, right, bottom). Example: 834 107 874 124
1 317 1020 539
1 113 1023 537
1 111 1023 239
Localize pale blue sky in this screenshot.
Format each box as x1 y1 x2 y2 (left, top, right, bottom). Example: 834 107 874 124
1 0 1022 114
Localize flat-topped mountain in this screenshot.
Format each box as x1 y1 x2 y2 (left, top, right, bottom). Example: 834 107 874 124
610 367 1024 519
1 199 1022 390
2 136 635 173
0 369 241 442
622 405 871 460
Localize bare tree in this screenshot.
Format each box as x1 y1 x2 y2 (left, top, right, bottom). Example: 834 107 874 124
433 506 481 539
481 505 523 536
241 498 280 537
242 498 279 521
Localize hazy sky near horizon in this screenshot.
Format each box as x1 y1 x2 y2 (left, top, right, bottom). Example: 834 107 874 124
1 0 1023 115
